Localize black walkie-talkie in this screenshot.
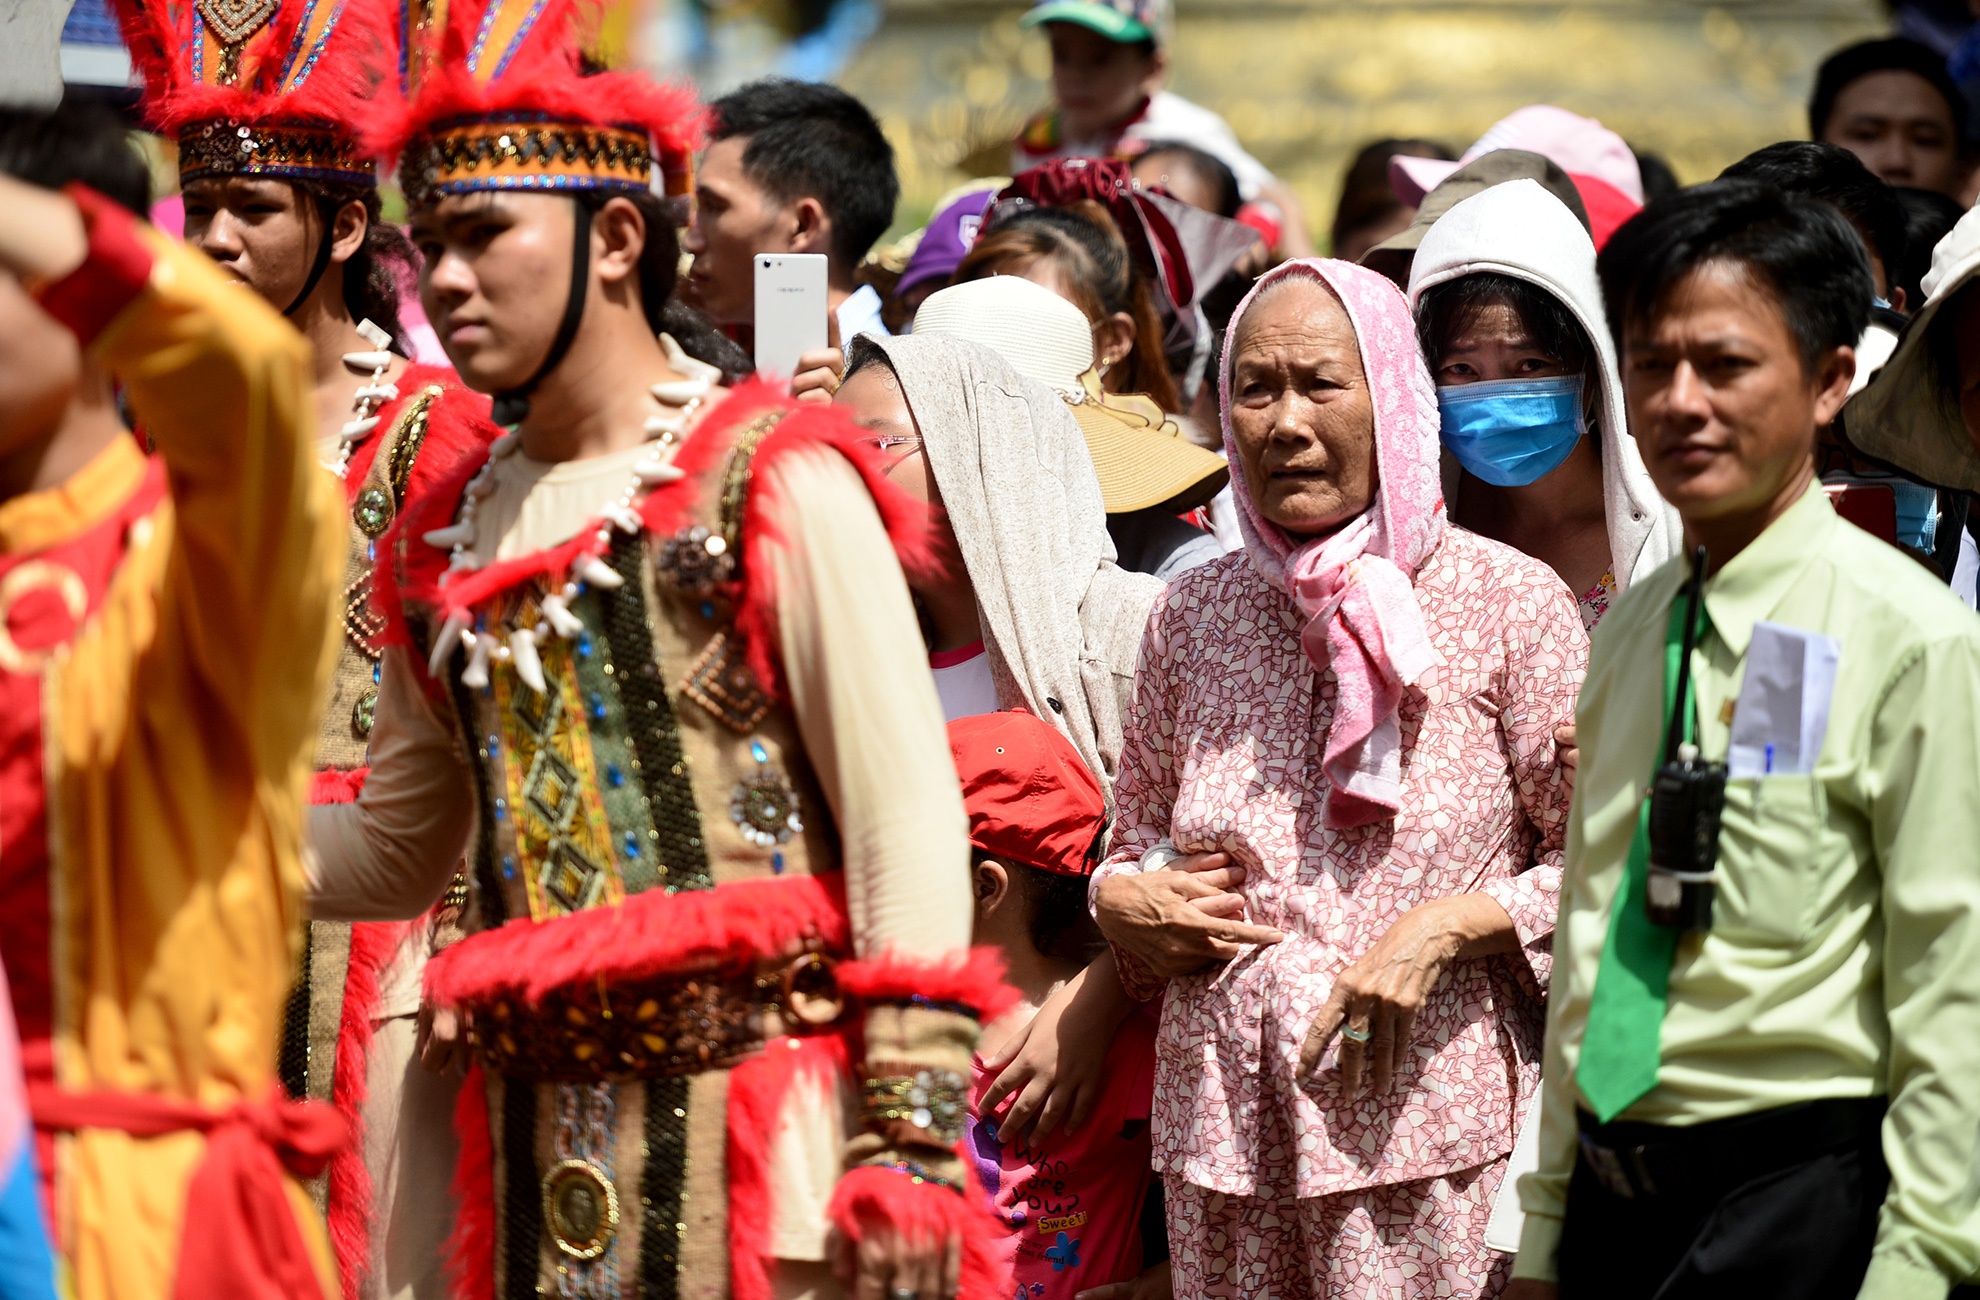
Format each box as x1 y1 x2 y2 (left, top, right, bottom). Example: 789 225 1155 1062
1644 546 1726 931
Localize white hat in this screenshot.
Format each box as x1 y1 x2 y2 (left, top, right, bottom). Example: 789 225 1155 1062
1844 205 1980 492
912 276 1095 395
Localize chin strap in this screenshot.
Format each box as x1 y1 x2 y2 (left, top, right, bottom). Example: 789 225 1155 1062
491 200 593 427
281 214 341 318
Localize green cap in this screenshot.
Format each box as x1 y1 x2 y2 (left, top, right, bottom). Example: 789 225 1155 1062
1020 0 1164 46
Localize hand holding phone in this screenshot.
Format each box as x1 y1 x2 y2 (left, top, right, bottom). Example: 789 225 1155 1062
753 253 829 383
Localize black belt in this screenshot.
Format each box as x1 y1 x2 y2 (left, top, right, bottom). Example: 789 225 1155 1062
1575 1096 1884 1201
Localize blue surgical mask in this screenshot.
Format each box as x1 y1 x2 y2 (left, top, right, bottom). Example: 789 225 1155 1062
1889 480 1940 553
1435 375 1587 488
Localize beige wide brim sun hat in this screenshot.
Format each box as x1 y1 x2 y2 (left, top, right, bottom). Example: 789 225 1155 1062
913 275 1229 514
1843 204 1980 494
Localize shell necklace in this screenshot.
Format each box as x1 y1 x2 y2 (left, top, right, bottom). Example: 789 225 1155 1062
327 318 399 479
421 334 721 691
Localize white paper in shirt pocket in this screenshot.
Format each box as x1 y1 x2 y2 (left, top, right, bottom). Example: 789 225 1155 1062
1727 621 1841 778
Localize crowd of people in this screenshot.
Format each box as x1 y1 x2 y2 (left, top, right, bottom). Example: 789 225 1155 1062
5 0 1980 1298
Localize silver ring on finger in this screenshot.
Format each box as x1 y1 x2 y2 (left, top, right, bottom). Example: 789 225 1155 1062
889 1290 919 1300
1341 1022 1373 1044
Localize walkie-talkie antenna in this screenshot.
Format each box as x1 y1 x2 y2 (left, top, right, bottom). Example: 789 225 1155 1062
1663 545 1710 764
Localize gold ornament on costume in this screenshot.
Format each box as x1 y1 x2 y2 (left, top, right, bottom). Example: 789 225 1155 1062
196 0 278 81
542 1159 619 1260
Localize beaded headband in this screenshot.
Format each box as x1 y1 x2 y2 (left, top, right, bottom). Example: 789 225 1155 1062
397 115 670 211
178 117 374 187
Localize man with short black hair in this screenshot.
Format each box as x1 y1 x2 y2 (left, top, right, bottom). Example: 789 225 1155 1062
1812 36 1970 198
1721 141 1910 309
1506 180 1980 1300
685 76 900 344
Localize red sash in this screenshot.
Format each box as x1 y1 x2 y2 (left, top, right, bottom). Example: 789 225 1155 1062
30 1082 345 1300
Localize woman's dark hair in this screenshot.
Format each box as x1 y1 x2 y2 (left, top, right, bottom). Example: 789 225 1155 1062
302 179 414 351
1135 140 1241 218
1415 273 1600 410
578 188 752 383
0 96 150 216
977 851 1103 965
1895 186 1967 310
956 200 1183 412
1598 179 1873 372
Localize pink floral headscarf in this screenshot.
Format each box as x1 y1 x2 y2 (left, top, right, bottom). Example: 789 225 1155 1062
1220 258 1448 828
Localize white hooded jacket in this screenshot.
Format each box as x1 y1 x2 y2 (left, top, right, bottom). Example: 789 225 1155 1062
1407 178 1681 594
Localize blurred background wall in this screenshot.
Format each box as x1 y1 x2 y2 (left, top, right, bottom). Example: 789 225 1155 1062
819 0 1884 241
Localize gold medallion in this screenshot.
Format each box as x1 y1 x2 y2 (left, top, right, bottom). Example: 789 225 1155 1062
542 1159 619 1260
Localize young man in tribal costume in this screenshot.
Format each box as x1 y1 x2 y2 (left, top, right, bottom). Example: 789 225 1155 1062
107 1 502 1294
307 2 1005 1297
0 106 344 1299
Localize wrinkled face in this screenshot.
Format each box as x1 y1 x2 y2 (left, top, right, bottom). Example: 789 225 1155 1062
0 270 82 456
1622 260 1849 523
1047 23 1158 139
1952 286 1980 457
1228 277 1379 535
411 190 579 395
181 176 321 311
684 136 792 326
1824 70 1963 196
1433 299 1573 386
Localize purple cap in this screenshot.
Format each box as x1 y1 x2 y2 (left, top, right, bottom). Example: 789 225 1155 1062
896 189 998 297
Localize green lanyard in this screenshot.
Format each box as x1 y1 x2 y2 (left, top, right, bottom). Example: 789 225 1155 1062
1576 596 1703 1122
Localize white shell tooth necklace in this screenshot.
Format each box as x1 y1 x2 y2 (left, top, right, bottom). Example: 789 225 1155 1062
327 319 398 478
425 334 721 690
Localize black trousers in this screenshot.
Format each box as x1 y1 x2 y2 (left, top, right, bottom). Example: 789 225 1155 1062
1557 1098 1888 1300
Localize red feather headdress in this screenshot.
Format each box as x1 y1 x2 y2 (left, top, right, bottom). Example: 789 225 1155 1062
111 0 391 187
374 0 703 212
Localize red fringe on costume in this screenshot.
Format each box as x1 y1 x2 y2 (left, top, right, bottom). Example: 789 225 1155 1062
727 1035 850 1300
827 1164 1008 1300
379 380 945 703
446 1063 497 1300
327 920 411 1300
424 874 850 1008
836 947 1024 1026
365 0 704 171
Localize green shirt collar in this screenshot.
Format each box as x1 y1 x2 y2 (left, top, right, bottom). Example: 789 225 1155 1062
1698 480 1835 658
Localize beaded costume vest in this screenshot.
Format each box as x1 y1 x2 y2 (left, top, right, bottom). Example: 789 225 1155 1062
452 414 839 941
316 382 447 771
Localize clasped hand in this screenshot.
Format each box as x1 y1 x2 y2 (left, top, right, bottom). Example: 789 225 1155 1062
1091 852 1285 980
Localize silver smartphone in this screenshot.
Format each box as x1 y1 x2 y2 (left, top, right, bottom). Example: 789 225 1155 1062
753 252 829 382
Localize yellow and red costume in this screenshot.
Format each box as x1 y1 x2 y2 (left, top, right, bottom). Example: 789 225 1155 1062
2 188 344 1298
107 0 502 1289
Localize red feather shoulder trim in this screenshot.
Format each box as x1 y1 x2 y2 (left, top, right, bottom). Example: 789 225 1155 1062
342 365 497 503
378 381 943 703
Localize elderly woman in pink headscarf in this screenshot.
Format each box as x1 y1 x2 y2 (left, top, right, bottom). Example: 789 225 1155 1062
1090 259 1588 1298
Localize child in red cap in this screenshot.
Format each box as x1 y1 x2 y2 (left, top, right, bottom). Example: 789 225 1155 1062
950 711 1168 1300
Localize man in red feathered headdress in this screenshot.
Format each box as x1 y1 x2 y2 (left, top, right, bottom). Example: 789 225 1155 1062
105 0 503 1294
304 1 1011 1297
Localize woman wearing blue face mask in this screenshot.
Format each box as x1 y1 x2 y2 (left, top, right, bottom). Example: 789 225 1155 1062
1408 178 1681 630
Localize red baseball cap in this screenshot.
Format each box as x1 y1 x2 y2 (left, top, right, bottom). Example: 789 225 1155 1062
948 711 1107 877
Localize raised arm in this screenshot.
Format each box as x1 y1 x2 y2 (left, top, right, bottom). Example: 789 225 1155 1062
25 182 343 778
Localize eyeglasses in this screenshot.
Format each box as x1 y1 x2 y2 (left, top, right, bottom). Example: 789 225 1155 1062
856 433 923 460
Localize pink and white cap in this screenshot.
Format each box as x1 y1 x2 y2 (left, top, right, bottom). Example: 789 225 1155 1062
1388 105 1645 209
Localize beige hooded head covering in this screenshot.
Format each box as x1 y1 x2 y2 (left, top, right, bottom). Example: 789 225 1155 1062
847 332 1162 797
1844 204 1980 493
1406 178 1681 592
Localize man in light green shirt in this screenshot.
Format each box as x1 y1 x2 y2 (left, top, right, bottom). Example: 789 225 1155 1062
1508 182 1980 1300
